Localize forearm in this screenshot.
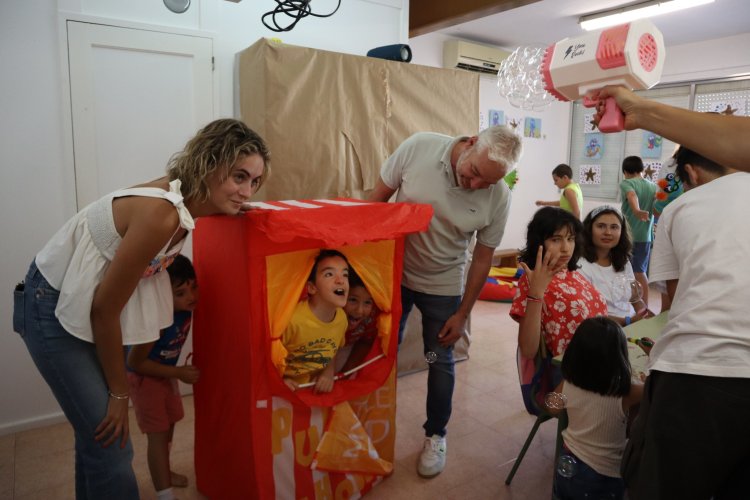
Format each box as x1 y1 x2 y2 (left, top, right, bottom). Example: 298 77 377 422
320 362 335 378
128 358 180 379
627 191 642 212
91 317 129 395
518 305 543 358
635 99 750 171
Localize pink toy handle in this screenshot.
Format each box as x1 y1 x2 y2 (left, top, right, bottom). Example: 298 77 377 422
583 95 624 133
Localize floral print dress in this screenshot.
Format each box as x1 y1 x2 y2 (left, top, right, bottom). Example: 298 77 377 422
510 270 607 357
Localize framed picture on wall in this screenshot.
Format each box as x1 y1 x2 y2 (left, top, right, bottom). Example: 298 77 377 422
641 132 663 158
524 117 541 138
488 109 505 127
583 133 604 160
579 164 601 185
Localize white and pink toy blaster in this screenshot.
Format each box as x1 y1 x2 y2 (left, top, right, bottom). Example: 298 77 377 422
541 19 665 132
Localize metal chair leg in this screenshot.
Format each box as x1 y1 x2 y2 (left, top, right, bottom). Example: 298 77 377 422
550 411 569 496
505 413 552 485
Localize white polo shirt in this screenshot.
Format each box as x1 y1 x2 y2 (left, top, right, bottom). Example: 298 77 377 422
380 132 511 296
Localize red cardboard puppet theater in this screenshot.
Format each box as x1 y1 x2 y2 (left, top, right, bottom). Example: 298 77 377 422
192 198 432 499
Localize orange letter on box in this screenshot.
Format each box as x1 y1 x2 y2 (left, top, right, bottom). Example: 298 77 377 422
314 474 333 500
271 407 292 455
295 426 320 467
335 478 358 499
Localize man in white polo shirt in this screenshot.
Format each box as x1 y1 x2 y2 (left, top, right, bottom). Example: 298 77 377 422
622 145 750 499
368 126 522 477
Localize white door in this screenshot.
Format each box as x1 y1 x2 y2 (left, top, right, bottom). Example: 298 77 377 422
67 20 214 208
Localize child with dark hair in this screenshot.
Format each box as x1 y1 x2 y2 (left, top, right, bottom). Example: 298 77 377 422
550 317 644 500
511 207 607 359
281 249 349 393
619 155 657 306
535 163 584 220
579 206 652 326
330 269 380 374
127 254 200 500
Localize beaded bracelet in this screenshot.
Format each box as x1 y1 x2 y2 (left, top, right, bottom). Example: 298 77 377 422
108 390 130 400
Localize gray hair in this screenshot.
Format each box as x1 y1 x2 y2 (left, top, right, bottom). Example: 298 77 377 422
475 125 523 170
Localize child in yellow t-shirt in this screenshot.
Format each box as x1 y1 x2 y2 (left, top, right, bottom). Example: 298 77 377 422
282 249 349 393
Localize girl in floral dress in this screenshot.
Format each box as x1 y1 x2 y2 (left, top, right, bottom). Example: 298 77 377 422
511 207 607 360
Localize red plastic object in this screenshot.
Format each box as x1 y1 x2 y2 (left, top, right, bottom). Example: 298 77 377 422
638 33 659 72
597 96 625 132
596 24 629 70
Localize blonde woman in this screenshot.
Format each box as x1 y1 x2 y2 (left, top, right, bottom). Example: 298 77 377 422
13 119 269 499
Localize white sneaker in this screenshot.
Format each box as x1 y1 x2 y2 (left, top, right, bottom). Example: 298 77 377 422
417 435 446 478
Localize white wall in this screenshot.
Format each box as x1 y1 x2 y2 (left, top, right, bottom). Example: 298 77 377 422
661 32 750 83
0 0 407 434
409 32 572 251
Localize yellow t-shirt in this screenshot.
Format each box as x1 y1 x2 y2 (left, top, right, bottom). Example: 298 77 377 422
282 300 347 383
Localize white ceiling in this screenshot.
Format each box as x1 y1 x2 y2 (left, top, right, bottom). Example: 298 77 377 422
434 0 750 49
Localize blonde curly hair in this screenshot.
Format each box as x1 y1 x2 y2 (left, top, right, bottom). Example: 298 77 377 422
167 119 270 201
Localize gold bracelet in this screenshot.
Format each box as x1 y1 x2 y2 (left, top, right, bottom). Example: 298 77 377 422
108 390 129 400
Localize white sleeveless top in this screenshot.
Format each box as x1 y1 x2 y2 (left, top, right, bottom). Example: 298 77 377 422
35 180 195 345
561 382 628 478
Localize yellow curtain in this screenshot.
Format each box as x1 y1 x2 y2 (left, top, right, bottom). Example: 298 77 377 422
266 241 396 374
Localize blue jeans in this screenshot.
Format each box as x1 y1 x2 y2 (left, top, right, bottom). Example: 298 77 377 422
553 448 624 500
630 241 652 274
15 261 139 499
398 286 460 438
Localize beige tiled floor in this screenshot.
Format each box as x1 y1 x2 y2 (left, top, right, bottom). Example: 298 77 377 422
1 300 564 499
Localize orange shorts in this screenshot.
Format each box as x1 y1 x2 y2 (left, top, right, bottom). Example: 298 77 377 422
128 372 184 434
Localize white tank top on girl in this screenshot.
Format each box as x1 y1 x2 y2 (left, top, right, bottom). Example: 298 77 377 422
35 180 195 345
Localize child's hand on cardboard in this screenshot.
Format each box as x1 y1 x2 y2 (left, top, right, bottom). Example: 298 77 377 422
313 364 335 394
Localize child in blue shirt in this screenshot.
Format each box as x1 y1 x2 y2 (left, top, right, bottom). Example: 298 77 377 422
127 254 200 500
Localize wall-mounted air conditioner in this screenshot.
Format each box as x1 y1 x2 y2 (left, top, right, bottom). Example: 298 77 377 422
443 40 509 75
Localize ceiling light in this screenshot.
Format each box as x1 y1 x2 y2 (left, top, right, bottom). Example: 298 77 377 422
579 0 715 31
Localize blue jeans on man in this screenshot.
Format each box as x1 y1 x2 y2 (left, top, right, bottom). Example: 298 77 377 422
15 261 140 499
398 286 461 437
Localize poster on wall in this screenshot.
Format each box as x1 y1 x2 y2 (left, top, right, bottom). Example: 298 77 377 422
583 111 598 134
524 117 541 138
707 99 746 116
579 164 601 185
583 133 603 160
488 109 505 127
643 161 662 182
641 131 663 158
